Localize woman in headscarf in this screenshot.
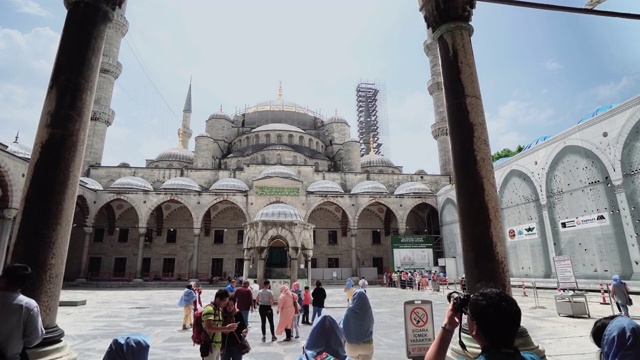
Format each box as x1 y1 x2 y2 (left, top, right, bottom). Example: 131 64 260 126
610 275 632 317
276 284 298 341
591 315 640 359
339 289 374 360
102 334 150 360
344 278 355 305
298 315 347 360
291 281 303 339
221 297 248 360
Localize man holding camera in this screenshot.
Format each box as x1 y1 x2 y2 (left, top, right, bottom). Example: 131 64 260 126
425 288 539 360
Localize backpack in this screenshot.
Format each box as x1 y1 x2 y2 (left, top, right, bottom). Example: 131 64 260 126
192 305 211 345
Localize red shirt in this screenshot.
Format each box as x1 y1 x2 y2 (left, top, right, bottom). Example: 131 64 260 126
302 290 311 305
235 286 253 311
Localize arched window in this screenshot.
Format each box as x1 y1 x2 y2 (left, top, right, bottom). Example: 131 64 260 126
244 138 249 147
315 141 320 151
304 159 308 165
308 138 313 148
314 162 320 171
266 134 271 144
276 154 282 164
292 155 298 165
260 154 266 164
321 144 324 152
277 134 283 144
288 134 294 145
223 161 228 169
236 160 243 169
299 136 304 146
254 134 260 145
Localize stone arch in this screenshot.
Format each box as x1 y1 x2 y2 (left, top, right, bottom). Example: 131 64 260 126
92 195 143 230
258 226 296 248
546 145 631 279
496 164 543 201
197 197 250 227
540 140 616 197
304 199 354 226
403 202 439 236
499 169 552 278
142 195 198 229
0 158 17 210
398 198 438 227
75 195 91 227
439 198 463 275
620 113 640 270
614 106 640 166
354 199 399 226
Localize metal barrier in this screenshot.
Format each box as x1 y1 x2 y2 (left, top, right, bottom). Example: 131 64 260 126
530 282 546 309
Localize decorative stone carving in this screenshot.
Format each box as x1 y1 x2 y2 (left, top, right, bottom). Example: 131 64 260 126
431 122 449 140
418 0 476 31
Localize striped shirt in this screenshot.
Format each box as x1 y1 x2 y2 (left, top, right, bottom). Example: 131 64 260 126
202 304 223 349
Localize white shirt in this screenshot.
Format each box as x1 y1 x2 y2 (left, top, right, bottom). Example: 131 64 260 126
0 291 45 360
359 279 368 289
250 283 260 298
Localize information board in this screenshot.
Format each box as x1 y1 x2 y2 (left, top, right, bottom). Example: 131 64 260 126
404 299 435 359
391 235 436 271
554 255 578 289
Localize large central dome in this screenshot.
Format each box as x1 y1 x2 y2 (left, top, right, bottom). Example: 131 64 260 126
236 99 324 131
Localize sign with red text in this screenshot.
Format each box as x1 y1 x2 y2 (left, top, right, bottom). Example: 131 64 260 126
404 300 435 359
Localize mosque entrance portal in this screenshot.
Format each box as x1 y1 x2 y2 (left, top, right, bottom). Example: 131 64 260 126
266 238 288 268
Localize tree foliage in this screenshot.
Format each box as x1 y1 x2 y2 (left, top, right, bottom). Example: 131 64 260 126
492 145 524 162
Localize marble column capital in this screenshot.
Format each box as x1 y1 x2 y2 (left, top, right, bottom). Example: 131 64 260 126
64 0 124 13
613 182 625 194
193 229 201 237
1 208 19 219
83 227 93 235
419 0 476 32
137 228 147 236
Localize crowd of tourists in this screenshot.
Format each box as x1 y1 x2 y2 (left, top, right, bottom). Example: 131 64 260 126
383 270 461 292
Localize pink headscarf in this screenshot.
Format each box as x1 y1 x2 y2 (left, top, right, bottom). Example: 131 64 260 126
292 281 301 291
280 284 291 295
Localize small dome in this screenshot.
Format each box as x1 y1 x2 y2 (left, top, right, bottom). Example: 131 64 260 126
118 162 131 167
79 177 103 190
110 176 153 191
263 144 294 151
360 154 395 168
578 104 616 124
258 165 298 180
351 180 388 194
209 178 250 192
195 132 213 139
6 141 32 159
414 169 428 175
326 115 349 125
207 112 232 121
307 180 344 194
160 177 201 191
252 123 304 133
394 182 433 195
522 135 552 152
155 148 194 163
255 203 303 222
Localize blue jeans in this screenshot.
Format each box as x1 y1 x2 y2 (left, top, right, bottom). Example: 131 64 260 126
619 303 629 316
312 306 323 322
221 346 243 360
240 310 250 327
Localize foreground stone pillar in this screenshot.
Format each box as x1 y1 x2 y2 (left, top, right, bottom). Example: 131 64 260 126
76 227 93 281
0 208 18 271
256 247 266 285
350 228 357 275
191 231 200 278
419 0 508 294
289 246 300 284
7 0 120 354
134 229 146 281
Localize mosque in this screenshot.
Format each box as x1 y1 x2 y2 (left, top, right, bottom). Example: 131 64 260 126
1 6 639 286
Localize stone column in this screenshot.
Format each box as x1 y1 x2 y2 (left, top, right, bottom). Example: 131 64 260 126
7 0 120 352
419 0 509 294
0 208 18 271
256 247 266 286
612 182 640 280
192 230 200 278
76 227 93 281
350 228 357 275
134 229 146 281
540 205 558 278
303 249 313 286
242 249 251 280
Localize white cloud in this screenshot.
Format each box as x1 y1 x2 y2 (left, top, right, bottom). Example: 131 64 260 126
591 74 639 102
486 100 554 152
543 60 562 72
7 0 50 16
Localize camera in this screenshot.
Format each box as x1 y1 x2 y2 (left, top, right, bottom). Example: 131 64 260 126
447 291 471 314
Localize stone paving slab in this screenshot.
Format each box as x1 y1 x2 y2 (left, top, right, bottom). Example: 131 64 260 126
56 286 638 359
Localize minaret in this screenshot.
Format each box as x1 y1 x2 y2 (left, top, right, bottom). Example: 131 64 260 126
424 29 453 177
82 4 128 173
178 79 193 149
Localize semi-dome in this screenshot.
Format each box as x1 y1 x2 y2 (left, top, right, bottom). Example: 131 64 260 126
326 115 349 125
243 99 321 117
160 177 201 191
255 203 303 222
394 182 433 195
257 165 298 180
79 177 103 190
209 178 250 192
360 154 395 168
6 141 32 159
110 176 153 191
155 148 194 163
252 123 305 133
307 180 344 194
118 162 131 167
351 180 388 194
207 111 232 121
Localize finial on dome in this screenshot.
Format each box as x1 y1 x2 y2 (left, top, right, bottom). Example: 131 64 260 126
14 131 19 143
277 81 283 101
335 109 338 116
369 134 374 154
219 104 223 113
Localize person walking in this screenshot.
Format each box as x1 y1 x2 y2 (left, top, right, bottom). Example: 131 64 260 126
358 277 368 293
340 290 374 360
178 282 198 330
250 280 260 309
221 297 248 360
610 275 632 317
291 281 303 338
276 284 298 341
344 278 355 305
234 280 254 328
0 264 45 360
311 280 327 323
193 282 203 314
256 280 277 342
301 285 312 325
225 279 237 298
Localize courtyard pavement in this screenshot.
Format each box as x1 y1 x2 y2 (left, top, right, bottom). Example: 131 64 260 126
56 285 637 359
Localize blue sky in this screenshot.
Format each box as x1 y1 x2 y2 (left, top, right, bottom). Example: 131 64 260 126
1 0 639 174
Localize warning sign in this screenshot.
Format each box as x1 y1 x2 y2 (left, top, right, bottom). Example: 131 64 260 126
404 300 435 359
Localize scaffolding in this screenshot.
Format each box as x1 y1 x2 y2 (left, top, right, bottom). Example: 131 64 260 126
355 81 390 157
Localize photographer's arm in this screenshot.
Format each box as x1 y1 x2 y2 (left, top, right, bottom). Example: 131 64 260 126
424 303 460 360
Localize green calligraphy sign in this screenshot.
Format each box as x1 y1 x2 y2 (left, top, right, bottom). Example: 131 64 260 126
255 186 301 197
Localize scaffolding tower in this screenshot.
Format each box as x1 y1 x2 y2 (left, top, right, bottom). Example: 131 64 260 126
356 81 390 157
